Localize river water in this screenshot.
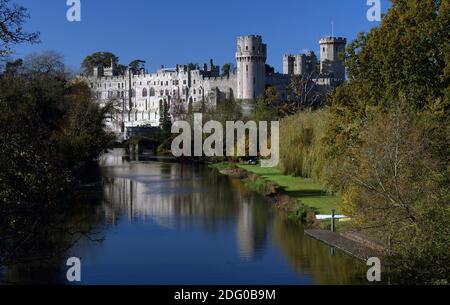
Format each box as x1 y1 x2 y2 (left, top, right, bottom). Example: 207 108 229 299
1 149 366 285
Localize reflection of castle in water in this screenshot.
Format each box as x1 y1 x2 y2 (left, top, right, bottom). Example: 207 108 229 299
98 150 269 260
236 198 269 260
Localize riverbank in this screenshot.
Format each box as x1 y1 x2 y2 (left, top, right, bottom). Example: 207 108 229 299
209 162 387 259
210 162 342 215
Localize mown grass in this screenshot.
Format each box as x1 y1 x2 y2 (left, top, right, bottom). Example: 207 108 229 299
208 162 233 171
237 164 342 214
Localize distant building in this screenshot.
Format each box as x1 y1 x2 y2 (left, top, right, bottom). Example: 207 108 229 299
80 35 346 139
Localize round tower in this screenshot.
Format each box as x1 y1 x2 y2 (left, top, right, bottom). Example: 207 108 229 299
236 35 267 100
319 37 347 80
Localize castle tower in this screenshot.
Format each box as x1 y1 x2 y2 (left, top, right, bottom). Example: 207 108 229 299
319 37 347 80
283 54 295 75
236 35 267 100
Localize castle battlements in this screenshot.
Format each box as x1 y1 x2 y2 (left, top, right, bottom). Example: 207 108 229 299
82 34 346 135
319 36 347 44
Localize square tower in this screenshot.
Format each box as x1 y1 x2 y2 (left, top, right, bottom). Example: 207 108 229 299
319 37 347 80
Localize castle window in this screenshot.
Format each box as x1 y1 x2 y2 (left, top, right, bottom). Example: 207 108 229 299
150 87 155 96
194 89 196 94
183 80 187 85
246 46 248 50
142 88 148 97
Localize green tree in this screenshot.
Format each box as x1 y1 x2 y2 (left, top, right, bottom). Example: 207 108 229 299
265 64 275 76
0 51 115 207
81 52 119 75
128 59 146 75
254 86 295 121
221 63 234 77
322 0 450 284
159 101 172 136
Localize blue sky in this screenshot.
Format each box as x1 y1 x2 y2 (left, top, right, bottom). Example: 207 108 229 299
12 0 390 73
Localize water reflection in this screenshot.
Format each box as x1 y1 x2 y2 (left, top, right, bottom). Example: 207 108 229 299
98 150 270 260
2 149 366 284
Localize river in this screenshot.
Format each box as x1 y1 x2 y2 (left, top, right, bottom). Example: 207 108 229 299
1 149 366 285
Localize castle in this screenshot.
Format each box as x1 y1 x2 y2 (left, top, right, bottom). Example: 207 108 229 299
81 35 346 138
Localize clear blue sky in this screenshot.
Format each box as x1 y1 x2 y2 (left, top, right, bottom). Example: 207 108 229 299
12 0 390 73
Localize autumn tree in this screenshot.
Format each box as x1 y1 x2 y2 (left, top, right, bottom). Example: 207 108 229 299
323 0 450 284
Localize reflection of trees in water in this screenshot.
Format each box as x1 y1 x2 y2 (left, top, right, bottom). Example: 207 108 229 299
1 151 364 284
100 159 271 261
272 214 366 285
101 165 241 229
0 189 107 284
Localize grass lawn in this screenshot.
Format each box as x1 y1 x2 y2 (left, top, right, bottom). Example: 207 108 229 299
207 162 231 171
237 164 342 214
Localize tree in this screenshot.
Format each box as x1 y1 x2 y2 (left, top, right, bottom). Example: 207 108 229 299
255 86 296 120
22 51 66 76
341 0 449 111
322 0 450 284
0 50 115 200
186 63 199 70
170 94 186 121
81 52 119 75
128 59 146 75
3 57 21 74
221 63 234 77
0 67 114 267
0 0 39 57
337 107 450 284
289 72 324 111
159 101 172 136
265 64 275 76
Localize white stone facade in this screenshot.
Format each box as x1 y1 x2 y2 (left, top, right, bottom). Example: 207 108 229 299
81 34 346 138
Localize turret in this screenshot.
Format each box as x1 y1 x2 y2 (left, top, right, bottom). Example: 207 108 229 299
236 35 267 100
319 36 346 80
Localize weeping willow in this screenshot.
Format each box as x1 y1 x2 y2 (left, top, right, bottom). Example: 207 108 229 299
280 109 329 182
